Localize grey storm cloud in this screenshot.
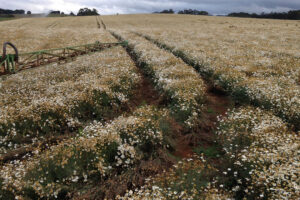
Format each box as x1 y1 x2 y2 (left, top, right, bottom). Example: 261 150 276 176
1 0 300 15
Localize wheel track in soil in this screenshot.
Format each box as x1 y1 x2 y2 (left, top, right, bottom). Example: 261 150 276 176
46 20 60 29
96 16 107 30
95 16 101 29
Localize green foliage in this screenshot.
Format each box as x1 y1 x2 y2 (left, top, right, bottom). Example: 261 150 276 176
0 111 68 151
73 90 120 121
170 106 192 124
231 86 250 104
171 169 209 195
0 178 15 200
0 110 66 136
154 161 214 199
159 119 172 138
218 157 259 199
0 17 14 22
100 142 119 165
24 145 101 195
206 107 215 114
22 187 39 200
194 146 220 158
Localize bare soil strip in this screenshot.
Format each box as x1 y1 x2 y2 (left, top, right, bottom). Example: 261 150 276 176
101 18 107 30
95 16 101 29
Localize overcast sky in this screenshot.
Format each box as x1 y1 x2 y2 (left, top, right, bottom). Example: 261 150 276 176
1 0 300 15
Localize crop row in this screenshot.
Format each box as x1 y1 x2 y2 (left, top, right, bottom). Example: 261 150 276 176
117 155 232 200
111 31 207 128
217 106 299 199
0 106 172 199
117 106 299 199
138 33 300 130
0 46 140 154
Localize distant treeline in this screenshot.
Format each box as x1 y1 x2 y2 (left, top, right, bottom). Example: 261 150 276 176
154 8 300 20
154 9 209 15
178 9 208 15
228 10 300 20
77 8 99 16
0 8 25 15
153 9 175 14
0 7 99 18
0 8 27 17
48 8 99 16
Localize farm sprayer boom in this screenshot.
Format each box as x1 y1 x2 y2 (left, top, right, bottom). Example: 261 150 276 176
0 40 128 76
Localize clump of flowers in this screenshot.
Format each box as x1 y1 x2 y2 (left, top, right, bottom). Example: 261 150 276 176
0 106 170 198
216 106 299 199
117 155 233 200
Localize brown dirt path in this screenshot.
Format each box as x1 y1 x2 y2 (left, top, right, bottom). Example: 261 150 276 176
174 86 233 159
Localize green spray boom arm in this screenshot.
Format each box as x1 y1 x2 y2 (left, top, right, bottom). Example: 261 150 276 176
0 40 128 76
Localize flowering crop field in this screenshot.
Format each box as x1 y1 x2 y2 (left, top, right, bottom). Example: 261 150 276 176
0 16 109 53
105 14 300 129
0 15 299 199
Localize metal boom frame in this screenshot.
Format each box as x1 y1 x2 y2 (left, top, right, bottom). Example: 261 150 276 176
0 41 127 76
